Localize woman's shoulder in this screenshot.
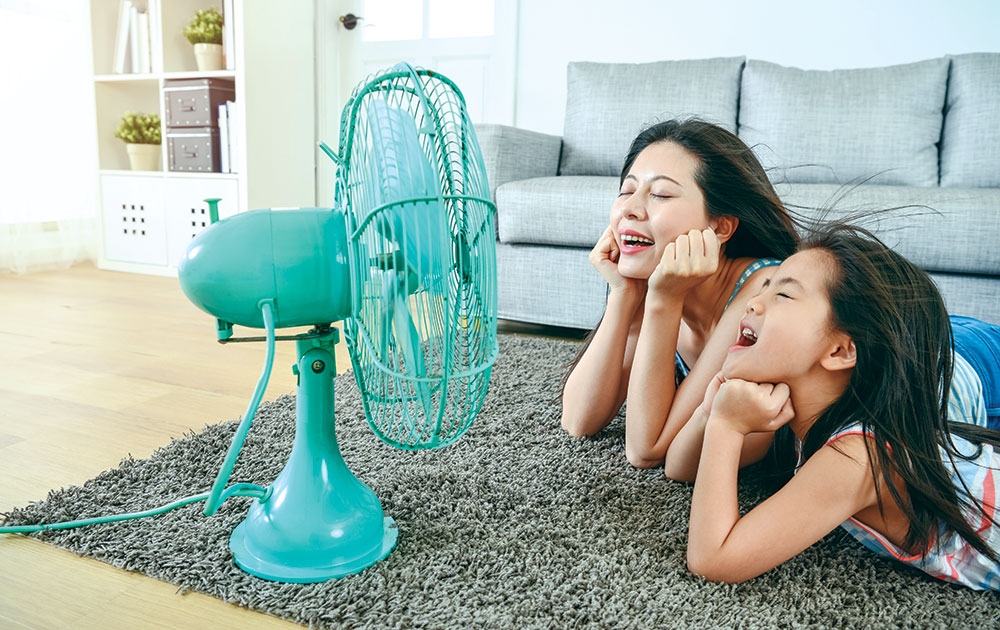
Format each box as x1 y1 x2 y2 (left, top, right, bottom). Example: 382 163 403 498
724 257 782 312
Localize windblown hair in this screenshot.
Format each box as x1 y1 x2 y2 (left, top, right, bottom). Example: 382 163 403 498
560 119 801 401
619 119 798 259
792 221 1000 561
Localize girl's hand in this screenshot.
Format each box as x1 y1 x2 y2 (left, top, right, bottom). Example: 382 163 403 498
648 228 721 298
709 378 794 435
590 225 646 296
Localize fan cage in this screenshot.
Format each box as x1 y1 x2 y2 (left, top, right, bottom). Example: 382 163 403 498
335 64 498 450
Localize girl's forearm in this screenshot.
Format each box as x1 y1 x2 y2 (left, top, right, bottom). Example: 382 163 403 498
663 407 708 481
561 290 643 436
687 419 744 574
624 294 683 467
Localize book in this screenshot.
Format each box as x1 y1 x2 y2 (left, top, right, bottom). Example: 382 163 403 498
148 0 162 73
137 9 150 73
223 0 235 70
219 103 230 173
113 1 132 73
226 101 239 174
129 4 140 74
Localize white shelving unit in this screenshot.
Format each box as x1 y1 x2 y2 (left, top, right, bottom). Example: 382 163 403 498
88 0 316 276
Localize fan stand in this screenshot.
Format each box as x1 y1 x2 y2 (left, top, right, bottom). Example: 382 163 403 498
229 330 398 582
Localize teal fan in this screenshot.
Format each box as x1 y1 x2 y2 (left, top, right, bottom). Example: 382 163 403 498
0 63 498 584
178 62 499 581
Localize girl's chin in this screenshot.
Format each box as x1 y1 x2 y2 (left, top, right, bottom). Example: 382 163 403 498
721 356 759 382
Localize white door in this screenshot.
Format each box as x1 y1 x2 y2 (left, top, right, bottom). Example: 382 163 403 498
315 0 518 207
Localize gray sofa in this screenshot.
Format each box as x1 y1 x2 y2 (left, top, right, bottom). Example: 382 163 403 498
478 54 1000 329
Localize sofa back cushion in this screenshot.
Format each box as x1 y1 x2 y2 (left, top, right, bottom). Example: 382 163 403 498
940 53 1000 188
738 59 948 187
560 58 744 177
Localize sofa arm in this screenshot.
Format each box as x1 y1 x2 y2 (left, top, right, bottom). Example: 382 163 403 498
475 124 563 202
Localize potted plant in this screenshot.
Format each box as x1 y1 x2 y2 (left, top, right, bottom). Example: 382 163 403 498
184 7 225 72
114 111 162 171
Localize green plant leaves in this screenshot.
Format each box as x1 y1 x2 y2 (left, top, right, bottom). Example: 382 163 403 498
183 7 224 45
114 111 161 144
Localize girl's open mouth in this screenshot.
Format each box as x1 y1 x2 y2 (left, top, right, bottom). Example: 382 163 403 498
619 230 654 254
729 320 758 351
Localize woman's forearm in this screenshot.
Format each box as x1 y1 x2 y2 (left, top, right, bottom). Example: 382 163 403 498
561 289 643 436
624 294 684 467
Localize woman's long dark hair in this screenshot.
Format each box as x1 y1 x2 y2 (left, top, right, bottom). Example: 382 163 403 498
620 119 798 259
560 119 800 401
790 222 1000 561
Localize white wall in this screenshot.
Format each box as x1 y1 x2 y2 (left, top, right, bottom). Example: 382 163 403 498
514 0 1000 135
0 0 99 273
0 0 98 222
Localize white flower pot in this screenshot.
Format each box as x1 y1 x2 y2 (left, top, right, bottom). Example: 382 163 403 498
126 143 161 171
194 43 224 72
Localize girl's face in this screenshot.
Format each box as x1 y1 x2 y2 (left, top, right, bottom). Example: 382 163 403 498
611 142 712 279
722 249 846 384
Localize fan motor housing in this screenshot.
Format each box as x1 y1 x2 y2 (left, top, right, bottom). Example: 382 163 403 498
178 208 352 329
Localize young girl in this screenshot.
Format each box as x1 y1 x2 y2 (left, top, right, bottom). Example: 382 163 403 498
670 222 1000 589
560 120 799 469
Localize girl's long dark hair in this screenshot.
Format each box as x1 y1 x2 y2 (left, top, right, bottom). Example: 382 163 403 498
791 222 1000 561
560 119 801 399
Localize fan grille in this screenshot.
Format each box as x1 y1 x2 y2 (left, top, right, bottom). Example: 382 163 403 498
336 64 498 450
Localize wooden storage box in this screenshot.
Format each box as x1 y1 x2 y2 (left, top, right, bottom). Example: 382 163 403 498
167 127 221 172
163 78 235 128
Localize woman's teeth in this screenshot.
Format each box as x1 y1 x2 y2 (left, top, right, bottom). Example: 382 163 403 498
622 234 654 247
738 327 758 347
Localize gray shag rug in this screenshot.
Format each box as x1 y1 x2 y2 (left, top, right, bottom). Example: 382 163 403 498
4 334 999 629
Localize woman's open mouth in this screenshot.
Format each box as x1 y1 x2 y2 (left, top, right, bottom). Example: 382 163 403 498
619 229 654 254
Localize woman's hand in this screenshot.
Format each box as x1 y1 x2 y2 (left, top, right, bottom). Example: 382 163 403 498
709 378 795 435
696 370 726 418
648 228 721 298
590 225 646 296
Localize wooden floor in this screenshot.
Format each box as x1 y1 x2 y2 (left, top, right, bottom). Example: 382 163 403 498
0 264 343 629
0 263 583 628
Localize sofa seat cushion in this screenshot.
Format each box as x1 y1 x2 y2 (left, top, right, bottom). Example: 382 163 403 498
739 59 948 187
497 243 607 329
497 176 616 248
779 183 1000 276
940 53 1000 188
560 58 745 177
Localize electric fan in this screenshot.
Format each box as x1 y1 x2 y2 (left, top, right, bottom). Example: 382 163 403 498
179 62 498 582
0 63 498 584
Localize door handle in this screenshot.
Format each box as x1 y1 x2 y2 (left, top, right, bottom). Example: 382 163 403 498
339 13 363 30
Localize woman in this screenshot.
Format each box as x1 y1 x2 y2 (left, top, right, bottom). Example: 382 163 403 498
560 119 799 468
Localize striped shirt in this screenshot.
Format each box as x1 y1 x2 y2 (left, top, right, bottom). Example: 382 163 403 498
795 361 1000 590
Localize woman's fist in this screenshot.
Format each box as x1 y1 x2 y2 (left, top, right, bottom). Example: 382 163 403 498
590 225 645 296
648 228 721 297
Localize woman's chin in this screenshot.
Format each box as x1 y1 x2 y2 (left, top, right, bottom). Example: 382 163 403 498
617 260 653 280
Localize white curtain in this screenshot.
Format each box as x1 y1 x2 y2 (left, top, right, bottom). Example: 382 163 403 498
0 0 99 273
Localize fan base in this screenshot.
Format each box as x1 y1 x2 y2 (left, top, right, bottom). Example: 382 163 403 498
229 516 398 583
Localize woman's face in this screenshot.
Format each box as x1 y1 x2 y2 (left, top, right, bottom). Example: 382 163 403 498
721 249 845 384
610 141 712 279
